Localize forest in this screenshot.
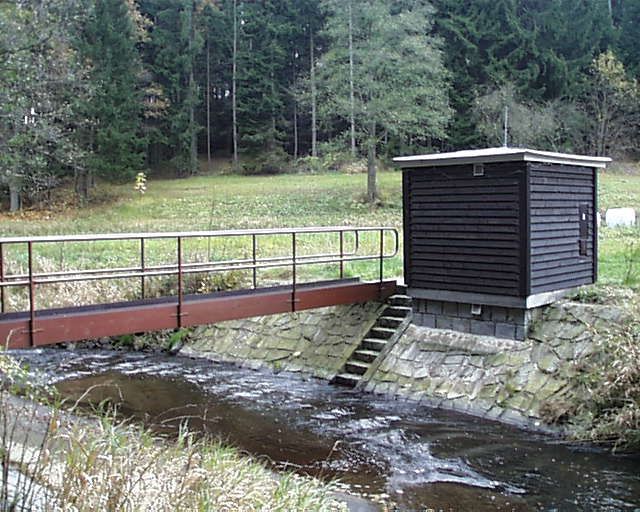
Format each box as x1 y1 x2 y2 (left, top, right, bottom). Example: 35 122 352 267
1 0 639 209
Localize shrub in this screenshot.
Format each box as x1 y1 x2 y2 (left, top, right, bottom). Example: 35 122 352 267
551 296 640 451
241 148 291 175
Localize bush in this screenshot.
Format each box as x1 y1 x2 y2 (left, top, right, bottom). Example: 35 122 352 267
241 148 291 175
551 295 640 451
293 156 325 174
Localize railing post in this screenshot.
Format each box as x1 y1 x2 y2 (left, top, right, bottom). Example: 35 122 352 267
339 231 344 279
252 234 257 289
291 232 296 312
379 228 384 296
0 243 4 314
177 236 183 328
28 241 35 346
140 237 145 299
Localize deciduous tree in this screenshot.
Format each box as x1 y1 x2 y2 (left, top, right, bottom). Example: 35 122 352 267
318 0 450 202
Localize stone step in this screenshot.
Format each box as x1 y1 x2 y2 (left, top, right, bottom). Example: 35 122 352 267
384 305 412 318
369 327 396 340
333 373 360 387
388 294 412 307
377 316 403 329
362 338 387 351
352 349 380 363
345 360 370 375
395 283 408 295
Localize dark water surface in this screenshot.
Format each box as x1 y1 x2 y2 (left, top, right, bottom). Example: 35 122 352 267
13 348 640 511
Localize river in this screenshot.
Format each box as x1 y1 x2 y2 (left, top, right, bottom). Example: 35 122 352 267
12 348 640 511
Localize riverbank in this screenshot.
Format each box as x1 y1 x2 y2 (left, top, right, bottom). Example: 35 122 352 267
176 285 639 450
0 354 350 511
9 345 640 510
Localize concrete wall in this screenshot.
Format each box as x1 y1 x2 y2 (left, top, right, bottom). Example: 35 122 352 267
412 298 538 341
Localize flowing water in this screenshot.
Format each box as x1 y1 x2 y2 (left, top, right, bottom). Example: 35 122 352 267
12 348 640 511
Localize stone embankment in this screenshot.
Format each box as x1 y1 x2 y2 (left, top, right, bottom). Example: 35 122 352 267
183 298 629 430
363 301 629 429
183 302 385 380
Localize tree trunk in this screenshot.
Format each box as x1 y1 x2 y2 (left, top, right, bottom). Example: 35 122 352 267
348 0 356 159
188 1 197 175
206 37 212 172
269 64 276 151
597 91 609 156
9 182 21 212
366 123 377 203
75 169 89 205
293 99 298 159
310 26 317 158
232 0 239 169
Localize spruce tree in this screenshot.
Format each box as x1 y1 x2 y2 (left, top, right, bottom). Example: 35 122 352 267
80 0 146 182
617 1 640 78
143 0 203 176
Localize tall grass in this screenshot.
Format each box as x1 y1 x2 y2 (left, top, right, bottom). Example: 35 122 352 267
544 292 640 451
0 352 347 511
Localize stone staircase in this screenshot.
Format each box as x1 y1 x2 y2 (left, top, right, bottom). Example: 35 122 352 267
332 287 412 388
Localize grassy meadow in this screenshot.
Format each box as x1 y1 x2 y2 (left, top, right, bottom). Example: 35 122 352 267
0 166 638 311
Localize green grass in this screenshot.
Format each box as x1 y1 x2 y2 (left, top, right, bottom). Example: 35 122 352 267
1 171 402 234
0 167 639 306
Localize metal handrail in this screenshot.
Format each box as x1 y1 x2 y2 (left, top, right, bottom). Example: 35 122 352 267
0 243 367 283
0 226 383 244
0 226 399 345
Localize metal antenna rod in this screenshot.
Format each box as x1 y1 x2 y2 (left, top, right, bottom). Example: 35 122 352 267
503 105 509 148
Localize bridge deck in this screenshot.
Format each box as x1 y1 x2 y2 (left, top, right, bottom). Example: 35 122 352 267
2 279 397 349
0 226 399 349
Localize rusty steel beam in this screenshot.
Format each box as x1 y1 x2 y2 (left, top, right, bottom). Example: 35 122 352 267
0 280 397 350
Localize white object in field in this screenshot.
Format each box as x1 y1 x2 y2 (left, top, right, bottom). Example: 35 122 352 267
605 208 636 228
596 212 602 228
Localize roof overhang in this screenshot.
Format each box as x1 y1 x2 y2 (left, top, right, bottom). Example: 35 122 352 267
393 147 612 169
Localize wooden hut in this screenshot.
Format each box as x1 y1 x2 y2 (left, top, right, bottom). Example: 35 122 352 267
394 147 611 340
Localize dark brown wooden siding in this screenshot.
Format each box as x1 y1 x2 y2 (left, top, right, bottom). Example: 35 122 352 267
404 162 524 296
528 163 596 293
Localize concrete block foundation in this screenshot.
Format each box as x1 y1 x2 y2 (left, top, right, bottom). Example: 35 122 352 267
412 298 541 341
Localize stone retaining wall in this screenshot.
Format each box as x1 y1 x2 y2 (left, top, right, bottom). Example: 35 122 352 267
181 298 628 431
182 302 385 379
363 300 629 429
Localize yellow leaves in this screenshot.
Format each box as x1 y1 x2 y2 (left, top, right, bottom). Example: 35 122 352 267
593 50 638 97
134 172 148 195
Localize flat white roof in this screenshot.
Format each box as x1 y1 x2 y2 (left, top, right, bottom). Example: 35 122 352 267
393 147 611 169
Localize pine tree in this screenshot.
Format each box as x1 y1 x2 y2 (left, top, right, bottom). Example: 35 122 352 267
235 0 292 154
432 0 613 149
617 1 640 78
80 0 146 184
143 0 203 176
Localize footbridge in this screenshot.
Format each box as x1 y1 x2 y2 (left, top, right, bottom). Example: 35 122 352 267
0 227 399 349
